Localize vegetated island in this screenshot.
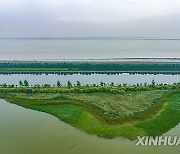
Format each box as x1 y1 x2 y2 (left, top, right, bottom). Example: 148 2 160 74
1 58 180 74
0 80 180 140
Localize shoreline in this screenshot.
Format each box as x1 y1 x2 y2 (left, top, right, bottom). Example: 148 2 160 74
1 57 180 63
0 70 180 75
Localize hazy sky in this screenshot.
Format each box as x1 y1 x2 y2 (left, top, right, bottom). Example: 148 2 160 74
0 0 180 37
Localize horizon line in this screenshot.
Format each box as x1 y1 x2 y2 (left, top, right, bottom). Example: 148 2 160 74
1 57 180 62
0 36 180 40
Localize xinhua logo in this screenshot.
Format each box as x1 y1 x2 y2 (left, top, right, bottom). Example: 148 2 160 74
136 136 180 146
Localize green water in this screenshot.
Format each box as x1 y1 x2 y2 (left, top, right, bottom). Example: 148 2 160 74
0 99 180 154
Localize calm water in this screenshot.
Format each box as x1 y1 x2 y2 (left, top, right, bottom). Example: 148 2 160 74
0 38 180 60
0 73 179 86
0 99 180 154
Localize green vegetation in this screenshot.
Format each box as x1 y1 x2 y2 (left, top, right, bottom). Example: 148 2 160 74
0 67 68 71
0 79 180 140
135 91 180 136
5 90 165 121
0 79 179 94
0 61 180 74
57 81 62 87
60 91 165 119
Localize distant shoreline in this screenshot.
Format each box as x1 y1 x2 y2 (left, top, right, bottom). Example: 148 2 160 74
0 59 180 74
1 57 180 63
1 37 180 40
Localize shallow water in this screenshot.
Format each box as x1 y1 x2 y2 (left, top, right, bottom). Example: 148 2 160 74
0 73 180 86
0 99 180 154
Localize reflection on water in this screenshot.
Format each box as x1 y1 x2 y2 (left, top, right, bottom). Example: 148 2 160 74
0 73 180 86
0 99 180 154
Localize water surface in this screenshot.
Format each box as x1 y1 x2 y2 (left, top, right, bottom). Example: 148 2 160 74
0 38 180 60
0 73 179 86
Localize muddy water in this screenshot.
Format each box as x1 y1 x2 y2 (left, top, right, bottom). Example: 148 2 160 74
0 99 180 154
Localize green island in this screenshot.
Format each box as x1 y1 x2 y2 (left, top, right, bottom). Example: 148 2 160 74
0 60 180 74
0 80 180 140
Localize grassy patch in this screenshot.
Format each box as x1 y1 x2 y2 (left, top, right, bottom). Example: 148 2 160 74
31 104 83 124
0 90 180 140
13 90 166 120
61 91 165 118
135 92 180 136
